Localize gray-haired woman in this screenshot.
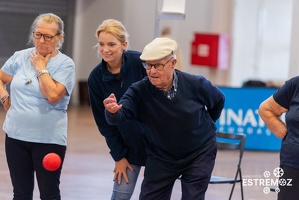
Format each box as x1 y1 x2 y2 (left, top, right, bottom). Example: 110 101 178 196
0 13 75 199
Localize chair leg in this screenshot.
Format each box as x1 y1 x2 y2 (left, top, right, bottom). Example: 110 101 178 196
240 170 244 200
228 182 236 200
229 172 240 199
240 180 244 200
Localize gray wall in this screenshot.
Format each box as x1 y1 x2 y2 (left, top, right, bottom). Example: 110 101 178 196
2 0 299 105
72 0 234 104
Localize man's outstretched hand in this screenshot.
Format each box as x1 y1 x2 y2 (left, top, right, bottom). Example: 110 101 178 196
103 93 122 113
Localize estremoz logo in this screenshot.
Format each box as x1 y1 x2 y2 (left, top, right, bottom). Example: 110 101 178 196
243 167 292 194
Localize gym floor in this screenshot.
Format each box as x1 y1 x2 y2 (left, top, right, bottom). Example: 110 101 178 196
0 105 280 200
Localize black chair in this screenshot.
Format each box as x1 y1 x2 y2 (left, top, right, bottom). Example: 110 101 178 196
209 132 246 200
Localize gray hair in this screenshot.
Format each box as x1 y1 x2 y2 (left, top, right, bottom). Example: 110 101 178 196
27 13 64 49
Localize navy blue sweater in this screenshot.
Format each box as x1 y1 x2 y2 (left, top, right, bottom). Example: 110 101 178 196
105 70 225 159
88 50 148 165
273 76 299 169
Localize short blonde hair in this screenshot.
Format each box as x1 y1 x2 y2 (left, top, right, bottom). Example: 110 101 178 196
95 19 129 50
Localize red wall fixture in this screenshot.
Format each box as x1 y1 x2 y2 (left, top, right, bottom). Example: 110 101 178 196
191 33 229 69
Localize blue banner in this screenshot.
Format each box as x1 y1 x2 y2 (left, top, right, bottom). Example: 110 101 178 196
216 87 281 151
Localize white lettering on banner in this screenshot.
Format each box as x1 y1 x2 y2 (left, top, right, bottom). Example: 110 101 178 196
242 168 292 195
218 108 272 139
243 179 279 187
219 109 261 127
217 108 286 143
243 178 292 187
243 109 258 126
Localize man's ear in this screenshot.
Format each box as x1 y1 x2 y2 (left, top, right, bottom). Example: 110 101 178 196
172 59 177 69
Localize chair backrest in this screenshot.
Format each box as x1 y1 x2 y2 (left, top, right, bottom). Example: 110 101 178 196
216 132 246 167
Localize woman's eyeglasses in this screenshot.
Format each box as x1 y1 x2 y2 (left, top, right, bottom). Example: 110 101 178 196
33 31 60 42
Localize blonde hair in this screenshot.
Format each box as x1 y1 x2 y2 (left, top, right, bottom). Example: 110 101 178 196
95 19 129 50
28 13 64 49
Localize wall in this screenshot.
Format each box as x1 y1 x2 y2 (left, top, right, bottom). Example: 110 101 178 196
72 0 296 105
158 0 234 85
231 0 293 86
72 0 234 104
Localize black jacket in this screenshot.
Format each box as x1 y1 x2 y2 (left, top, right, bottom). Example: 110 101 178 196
88 50 148 165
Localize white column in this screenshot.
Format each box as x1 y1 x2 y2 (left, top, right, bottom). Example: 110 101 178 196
288 0 299 77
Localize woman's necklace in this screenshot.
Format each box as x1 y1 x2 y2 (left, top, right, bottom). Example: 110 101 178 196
24 64 36 85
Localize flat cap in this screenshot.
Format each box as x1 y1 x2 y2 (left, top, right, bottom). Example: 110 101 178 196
140 37 177 61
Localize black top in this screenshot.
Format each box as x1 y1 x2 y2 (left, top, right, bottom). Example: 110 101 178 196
273 76 299 169
88 50 148 165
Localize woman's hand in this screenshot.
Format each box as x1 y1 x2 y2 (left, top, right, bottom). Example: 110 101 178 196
2 97 10 111
113 158 134 185
30 51 51 72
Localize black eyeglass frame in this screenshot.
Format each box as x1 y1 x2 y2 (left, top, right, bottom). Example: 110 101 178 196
32 31 60 42
142 57 174 71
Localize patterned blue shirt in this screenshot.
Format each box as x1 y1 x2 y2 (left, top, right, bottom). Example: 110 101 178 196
162 70 178 100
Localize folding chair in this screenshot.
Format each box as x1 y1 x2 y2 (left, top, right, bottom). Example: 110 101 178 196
209 132 246 200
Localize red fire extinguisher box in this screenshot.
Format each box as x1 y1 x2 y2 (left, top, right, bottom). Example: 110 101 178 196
191 33 229 69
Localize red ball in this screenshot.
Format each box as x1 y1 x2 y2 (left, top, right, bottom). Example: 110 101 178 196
42 153 61 171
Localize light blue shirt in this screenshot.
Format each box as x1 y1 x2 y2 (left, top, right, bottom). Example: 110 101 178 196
2 48 75 145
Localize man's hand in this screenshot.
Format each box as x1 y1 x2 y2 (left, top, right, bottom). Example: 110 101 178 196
103 93 122 113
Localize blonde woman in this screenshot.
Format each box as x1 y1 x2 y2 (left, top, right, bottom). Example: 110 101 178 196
88 19 148 199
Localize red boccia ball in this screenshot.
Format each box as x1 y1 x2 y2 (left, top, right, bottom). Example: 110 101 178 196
42 153 61 171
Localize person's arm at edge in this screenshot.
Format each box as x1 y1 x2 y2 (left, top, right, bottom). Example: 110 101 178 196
258 96 288 138
0 69 12 111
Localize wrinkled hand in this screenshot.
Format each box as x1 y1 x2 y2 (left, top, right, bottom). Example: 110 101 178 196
30 51 51 72
3 97 10 112
103 93 122 113
113 158 134 185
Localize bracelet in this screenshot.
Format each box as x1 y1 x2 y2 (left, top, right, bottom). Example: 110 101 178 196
36 70 50 78
0 94 9 104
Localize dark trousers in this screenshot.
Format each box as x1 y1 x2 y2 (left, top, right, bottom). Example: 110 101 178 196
140 139 217 200
5 135 66 200
278 165 299 200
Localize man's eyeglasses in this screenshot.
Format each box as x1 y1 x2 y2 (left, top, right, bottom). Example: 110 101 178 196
142 57 173 71
33 31 60 42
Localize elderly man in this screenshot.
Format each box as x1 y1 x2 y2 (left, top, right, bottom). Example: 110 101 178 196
104 37 225 200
